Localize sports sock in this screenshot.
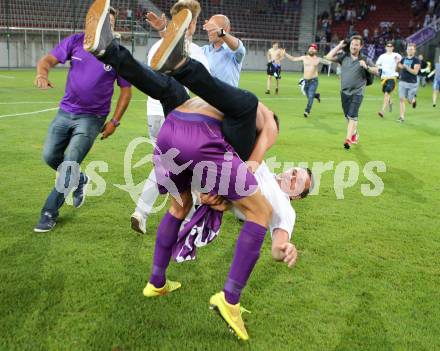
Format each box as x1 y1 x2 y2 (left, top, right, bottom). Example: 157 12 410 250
224 221 267 305
149 212 183 288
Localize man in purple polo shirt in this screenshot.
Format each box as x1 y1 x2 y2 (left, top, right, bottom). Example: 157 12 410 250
33 7 132 233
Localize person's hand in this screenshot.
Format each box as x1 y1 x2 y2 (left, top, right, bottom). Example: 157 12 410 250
145 12 167 31
338 40 347 49
200 193 224 206
34 75 54 89
203 20 221 36
359 60 368 69
278 242 298 268
101 121 117 140
210 200 231 212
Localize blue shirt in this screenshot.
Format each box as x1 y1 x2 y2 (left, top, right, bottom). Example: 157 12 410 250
435 63 440 81
202 40 246 87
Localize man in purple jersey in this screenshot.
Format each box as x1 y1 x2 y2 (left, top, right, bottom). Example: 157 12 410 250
33 7 132 233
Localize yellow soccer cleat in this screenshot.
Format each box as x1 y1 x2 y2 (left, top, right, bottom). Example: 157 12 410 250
143 280 181 297
209 291 251 341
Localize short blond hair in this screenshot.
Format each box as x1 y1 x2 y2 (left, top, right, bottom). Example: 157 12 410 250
170 0 201 20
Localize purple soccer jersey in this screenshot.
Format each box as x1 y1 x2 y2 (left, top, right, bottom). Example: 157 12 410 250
51 33 131 116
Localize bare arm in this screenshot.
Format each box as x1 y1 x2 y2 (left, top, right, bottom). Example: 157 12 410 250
284 53 304 62
407 64 421 75
34 54 59 89
247 103 278 171
325 40 345 62
101 86 132 139
271 229 297 268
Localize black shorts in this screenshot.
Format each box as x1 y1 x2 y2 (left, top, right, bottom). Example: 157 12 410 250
341 93 363 121
267 62 282 79
382 78 396 93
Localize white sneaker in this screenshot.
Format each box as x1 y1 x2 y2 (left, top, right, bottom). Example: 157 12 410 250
131 212 147 234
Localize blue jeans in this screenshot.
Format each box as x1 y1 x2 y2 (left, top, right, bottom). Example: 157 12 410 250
304 78 319 113
41 109 106 217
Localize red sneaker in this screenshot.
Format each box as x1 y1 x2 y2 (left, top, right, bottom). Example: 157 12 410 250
351 132 359 144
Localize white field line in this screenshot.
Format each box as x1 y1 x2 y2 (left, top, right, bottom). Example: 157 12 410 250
0 75 15 79
0 107 58 119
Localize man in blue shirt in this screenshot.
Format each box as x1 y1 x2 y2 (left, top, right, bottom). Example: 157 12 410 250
202 14 246 87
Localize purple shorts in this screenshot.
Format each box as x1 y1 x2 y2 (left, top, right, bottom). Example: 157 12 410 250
154 111 258 201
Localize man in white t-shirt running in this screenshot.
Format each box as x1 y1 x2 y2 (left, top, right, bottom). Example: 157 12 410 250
376 41 402 118
131 0 211 234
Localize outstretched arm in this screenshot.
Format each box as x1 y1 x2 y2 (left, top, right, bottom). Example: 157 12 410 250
284 53 304 62
271 229 298 268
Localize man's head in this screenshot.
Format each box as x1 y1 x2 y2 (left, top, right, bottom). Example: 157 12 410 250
272 41 279 49
109 7 117 30
349 35 364 56
407 43 416 57
207 14 231 44
277 167 313 200
385 41 394 53
308 43 318 56
171 0 201 36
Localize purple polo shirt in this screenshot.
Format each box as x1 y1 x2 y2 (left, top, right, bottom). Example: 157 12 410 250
51 33 131 116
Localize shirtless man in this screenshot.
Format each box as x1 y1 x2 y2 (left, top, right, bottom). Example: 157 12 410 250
284 43 323 117
266 42 285 95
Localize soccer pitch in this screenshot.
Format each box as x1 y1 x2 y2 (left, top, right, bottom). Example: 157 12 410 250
0 69 439 350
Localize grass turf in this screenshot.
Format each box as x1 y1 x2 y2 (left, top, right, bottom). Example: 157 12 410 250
0 69 439 351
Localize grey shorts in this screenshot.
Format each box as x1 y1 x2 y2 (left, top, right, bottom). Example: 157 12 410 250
341 93 363 121
399 81 418 101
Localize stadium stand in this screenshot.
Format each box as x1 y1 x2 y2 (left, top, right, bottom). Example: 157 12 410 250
317 0 434 43
0 0 145 32
0 0 303 41
151 0 302 40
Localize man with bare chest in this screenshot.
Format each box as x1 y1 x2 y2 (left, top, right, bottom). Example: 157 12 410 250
266 42 284 95
284 43 322 117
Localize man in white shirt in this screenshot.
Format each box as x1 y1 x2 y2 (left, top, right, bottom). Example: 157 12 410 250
376 42 401 118
131 0 211 234
201 162 313 268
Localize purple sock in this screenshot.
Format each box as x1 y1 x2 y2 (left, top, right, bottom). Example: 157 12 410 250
224 221 267 305
149 212 183 288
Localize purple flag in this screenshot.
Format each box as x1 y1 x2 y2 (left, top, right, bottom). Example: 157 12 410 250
407 27 436 46
172 205 223 263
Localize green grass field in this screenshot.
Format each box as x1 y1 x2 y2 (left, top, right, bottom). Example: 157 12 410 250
0 69 439 351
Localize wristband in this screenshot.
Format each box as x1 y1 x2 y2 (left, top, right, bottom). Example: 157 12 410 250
110 118 120 127
218 28 226 37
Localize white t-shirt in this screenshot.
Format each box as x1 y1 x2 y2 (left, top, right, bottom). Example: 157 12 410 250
232 162 296 239
376 52 402 79
146 40 211 116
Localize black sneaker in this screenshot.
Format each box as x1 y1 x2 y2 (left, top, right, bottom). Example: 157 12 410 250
315 93 321 103
83 0 113 56
397 117 405 123
73 174 89 208
150 9 192 72
433 104 436 108
304 111 309 118
265 90 270 94
275 88 279 95
412 99 417 109
34 212 57 233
